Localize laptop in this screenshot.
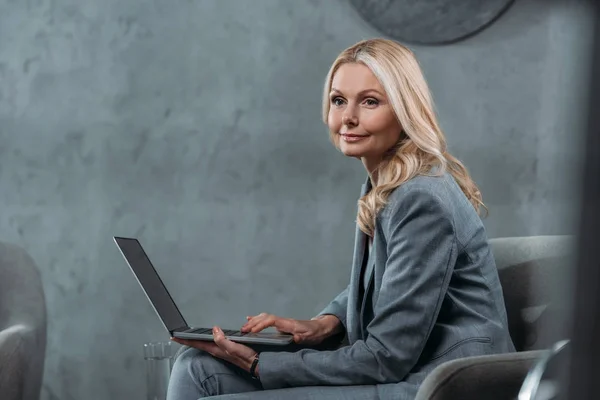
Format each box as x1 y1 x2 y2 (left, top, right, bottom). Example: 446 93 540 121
113 236 294 346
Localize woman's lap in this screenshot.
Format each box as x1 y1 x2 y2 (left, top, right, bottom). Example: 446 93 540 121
208 385 380 400
166 346 415 400
167 347 262 399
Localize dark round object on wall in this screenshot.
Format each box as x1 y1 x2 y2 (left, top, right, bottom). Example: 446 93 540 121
348 0 516 45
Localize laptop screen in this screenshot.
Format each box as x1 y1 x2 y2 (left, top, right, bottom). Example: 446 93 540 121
114 237 187 332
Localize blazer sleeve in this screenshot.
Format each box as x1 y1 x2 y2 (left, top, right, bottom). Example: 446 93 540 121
258 187 458 389
314 284 349 330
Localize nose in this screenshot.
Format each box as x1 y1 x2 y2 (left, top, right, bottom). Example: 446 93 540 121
342 113 358 126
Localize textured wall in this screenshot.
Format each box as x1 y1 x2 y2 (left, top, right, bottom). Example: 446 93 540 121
0 0 593 399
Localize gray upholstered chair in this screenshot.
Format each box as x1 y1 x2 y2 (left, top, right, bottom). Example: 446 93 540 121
0 242 47 400
415 235 575 400
171 235 574 399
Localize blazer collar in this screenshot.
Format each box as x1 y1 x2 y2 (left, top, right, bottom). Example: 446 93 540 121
362 176 372 195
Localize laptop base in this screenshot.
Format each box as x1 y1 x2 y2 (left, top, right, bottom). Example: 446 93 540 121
172 328 294 346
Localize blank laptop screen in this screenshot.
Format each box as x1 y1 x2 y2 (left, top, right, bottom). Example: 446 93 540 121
114 237 187 332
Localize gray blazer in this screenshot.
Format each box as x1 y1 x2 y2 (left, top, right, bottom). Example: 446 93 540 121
259 172 516 397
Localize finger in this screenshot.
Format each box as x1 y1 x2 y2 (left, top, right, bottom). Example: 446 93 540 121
171 337 220 353
175 334 230 360
248 313 286 332
170 337 187 346
213 327 256 359
171 337 198 347
242 313 272 332
272 318 297 334
212 327 231 354
249 316 278 333
250 315 298 334
194 341 221 354
241 315 257 331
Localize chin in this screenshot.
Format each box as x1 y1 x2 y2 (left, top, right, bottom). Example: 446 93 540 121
339 147 365 158
342 149 363 158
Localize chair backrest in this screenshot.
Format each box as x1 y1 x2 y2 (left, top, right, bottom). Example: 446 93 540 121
0 242 47 400
490 236 575 352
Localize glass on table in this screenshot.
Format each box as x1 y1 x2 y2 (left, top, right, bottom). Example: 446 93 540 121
143 341 176 400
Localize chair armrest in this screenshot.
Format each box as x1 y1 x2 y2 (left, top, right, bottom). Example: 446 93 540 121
518 340 570 400
0 325 26 400
415 350 545 400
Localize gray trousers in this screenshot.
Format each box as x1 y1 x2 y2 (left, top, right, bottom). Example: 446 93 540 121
166 346 382 399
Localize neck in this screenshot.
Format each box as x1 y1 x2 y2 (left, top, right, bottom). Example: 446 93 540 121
361 157 381 185
368 170 378 185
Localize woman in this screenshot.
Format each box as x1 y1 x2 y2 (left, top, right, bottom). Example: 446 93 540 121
167 38 515 400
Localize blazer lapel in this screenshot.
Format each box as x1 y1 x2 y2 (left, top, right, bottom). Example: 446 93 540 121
360 236 377 338
347 178 371 343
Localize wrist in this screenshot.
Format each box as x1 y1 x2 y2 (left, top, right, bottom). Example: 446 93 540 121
249 353 260 380
315 314 342 336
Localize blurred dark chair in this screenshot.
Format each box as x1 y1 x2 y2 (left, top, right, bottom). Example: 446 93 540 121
415 235 574 400
0 242 47 400
517 339 570 400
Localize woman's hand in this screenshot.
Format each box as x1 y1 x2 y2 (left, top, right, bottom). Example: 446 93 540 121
242 313 342 345
171 327 259 375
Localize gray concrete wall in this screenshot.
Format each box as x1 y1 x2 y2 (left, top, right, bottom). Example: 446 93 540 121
0 0 593 399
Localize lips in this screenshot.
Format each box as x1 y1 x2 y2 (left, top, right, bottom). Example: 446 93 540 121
340 133 368 142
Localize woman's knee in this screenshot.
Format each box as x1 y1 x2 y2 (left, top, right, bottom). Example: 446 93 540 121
175 346 208 366
169 346 262 398
171 346 226 383
168 347 214 399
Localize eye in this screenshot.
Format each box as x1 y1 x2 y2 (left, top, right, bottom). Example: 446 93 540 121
331 96 345 107
364 98 379 106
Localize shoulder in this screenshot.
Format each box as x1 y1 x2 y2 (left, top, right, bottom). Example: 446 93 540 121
377 172 485 245
376 173 460 246
380 172 456 218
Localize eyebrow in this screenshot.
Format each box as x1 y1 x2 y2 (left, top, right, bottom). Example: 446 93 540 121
330 87 385 97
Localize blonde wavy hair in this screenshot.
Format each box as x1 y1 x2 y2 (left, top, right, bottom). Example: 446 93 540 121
322 38 486 237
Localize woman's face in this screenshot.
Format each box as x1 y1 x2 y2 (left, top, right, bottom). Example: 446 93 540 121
327 63 402 172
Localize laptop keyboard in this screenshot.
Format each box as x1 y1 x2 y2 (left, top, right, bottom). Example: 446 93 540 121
188 328 246 337
221 329 246 337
